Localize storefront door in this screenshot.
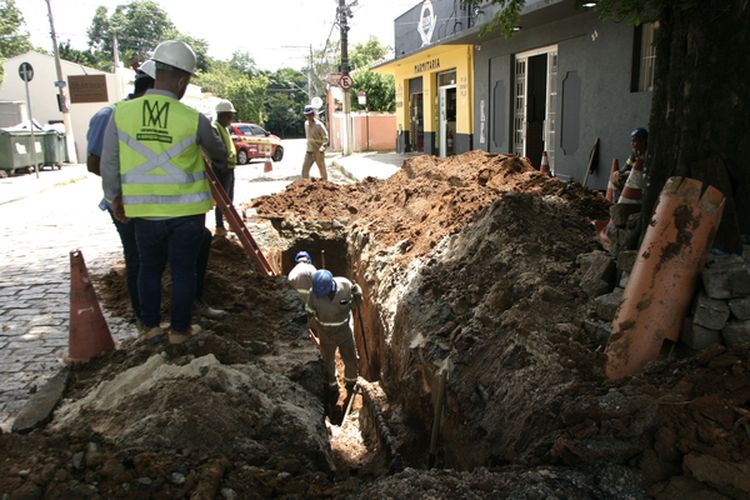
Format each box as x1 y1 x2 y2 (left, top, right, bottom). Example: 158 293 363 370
513 45 558 169
438 70 457 157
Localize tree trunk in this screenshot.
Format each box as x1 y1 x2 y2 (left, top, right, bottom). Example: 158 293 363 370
643 0 750 253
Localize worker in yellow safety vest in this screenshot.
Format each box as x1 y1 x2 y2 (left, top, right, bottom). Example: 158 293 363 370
101 40 227 345
211 99 237 237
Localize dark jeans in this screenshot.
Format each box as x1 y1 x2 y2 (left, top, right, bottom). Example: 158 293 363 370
214 168 235 229
108 209 141 322
196 227 212 301
134 214 205 333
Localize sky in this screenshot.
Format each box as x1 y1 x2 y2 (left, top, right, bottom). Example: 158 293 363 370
18 0 420 71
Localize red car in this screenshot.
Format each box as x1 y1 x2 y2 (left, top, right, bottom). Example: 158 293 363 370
229 123 284 164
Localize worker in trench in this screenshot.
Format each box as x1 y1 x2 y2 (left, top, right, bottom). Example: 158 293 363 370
306 269 362 403
288 251 317 303
611 127 648 201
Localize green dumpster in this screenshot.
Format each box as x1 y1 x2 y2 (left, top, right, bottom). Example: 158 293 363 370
0 130 44 174
42 131 65 169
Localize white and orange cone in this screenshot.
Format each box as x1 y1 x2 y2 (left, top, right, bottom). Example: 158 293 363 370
618 158 644 204
540 151 551 176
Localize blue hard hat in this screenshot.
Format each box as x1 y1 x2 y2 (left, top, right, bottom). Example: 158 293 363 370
312 269 334 297
295 251 312 263
630 128 648 141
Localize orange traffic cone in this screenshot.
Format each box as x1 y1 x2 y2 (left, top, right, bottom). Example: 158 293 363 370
605 159 619 202
618 158 643 204
263 152 273 173
66 249 115 363
540 151 551 176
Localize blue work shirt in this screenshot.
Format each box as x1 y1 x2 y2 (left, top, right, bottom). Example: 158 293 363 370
87 105 114 156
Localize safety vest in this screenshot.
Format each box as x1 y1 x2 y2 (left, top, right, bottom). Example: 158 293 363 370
115 94 211 217
213 121 236 168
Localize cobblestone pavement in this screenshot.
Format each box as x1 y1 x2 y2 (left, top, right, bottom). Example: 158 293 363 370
0 165 137 430
0 139 406 431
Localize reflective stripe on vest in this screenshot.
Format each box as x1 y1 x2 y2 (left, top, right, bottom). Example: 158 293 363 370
317 317 349 328
115 94 211 217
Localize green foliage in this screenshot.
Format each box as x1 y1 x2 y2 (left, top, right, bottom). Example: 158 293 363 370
349 36 389 70
264 67 308 137
59 40 108 70
195 61 269 124
229 51 258 78
91 0 174 60
0 0 32 86
351 70 395 113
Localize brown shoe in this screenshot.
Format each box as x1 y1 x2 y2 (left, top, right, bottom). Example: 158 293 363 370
141 326 163 344
214 227 227 237
168 324 202 344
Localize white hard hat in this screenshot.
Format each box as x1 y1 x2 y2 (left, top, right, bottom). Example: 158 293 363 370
136 59 156 80
215 99 236 113
152 40 197 75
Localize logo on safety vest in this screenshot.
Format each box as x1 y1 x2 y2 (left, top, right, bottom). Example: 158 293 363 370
138 100 173 143
143 101 169 128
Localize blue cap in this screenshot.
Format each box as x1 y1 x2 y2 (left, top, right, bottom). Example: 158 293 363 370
630 128 648 141
312 269 334 297
303 105 315 115
295 251 312 263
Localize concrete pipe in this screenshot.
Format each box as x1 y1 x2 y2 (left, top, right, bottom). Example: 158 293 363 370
605 177 725 379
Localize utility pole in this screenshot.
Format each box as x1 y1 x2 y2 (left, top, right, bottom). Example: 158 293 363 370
112 34 121 68
338 0 352 155
308 44 314 101
44 0 78 163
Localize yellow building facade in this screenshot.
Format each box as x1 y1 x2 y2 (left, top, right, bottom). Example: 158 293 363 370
375 44 473 156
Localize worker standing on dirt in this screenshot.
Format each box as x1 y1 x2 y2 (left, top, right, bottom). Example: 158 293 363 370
301 105 328 181
100 40 227 345
306 269 362 398
86 61 156 328
288 251 317 302
211 99 237 237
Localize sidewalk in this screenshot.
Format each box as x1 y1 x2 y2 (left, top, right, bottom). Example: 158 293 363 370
328 150 416 182
0 164 89 205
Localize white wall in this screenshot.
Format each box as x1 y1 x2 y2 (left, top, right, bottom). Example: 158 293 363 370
0 51 129 162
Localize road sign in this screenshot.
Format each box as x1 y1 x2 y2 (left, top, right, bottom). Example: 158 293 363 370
311 96 323 108
18 62 34 82
340 74 353 90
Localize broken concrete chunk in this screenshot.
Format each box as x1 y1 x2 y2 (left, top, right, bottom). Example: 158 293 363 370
610 204 641 228
681 320 721 351
722 320 750 347
701 255 750 299
583 320 612 346
616 250 638 275
692 293 731 330
682 453 750 496
594 288 623 322
729 296 750 320
579 251 616 297
11 369 69 434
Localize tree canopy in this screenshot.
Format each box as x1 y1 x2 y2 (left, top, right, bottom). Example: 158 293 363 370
0 0 32 84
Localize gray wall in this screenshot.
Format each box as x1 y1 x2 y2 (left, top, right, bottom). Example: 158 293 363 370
395 0 475 57
473 10 652 190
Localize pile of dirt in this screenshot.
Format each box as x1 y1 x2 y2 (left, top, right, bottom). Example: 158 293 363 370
0 237 342 498
252 151 749 497
251 151 609 263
